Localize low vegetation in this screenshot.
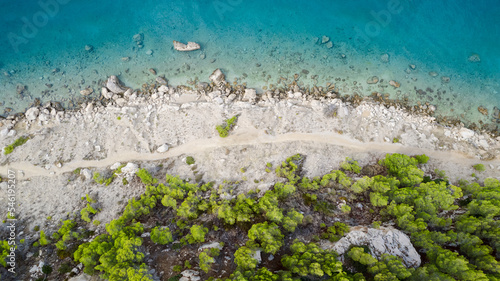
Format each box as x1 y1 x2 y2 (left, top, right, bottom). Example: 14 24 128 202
3 153 500 281
3 136 29 155
216 115 238 138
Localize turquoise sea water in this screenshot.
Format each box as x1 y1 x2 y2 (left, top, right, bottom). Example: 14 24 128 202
0 0 499 130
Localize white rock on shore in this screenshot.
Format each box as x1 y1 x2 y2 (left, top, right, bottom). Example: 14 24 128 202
106 75 129 94
173 41 201 52
25 107 40 121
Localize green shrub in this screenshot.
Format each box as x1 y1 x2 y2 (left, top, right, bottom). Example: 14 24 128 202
39 230 51 246
216 115 238 138
414 154 430 164
183 225 208 244
248 222 283 254
186 156 195 165
3 136 29 155
234 246 258 270
136 169 157 185
473 164 485 172
0 240 10 267
282 240 342 278
340 157 361 173
151 227 173 245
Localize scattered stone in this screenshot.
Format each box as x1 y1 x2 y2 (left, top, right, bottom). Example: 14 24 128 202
80 169 92 180
459 128 475 139
158 85 169 93
149 68 157 75
25 107 40 121
146 49 153 56
106 75 128 94
133 33 144 44
110 162 122 170
441 76 450 83
409 64 416 70
428 71 438 77
389 80 400 88
478 106 488 116
156 144 169 153
68 273 92 281
209 69 226 86
199 53 206 60
121 57 131 62
156 76 168 85
180 270 200 281
321 35 330 44
102 87 114 99
326 41 333 48
198 242 223 252
380 53 390 63
366 76 379 84
468 53 480 63
322 226 421 268
80 87 93 96
84 45 93 52
243 88 257 103
121 163 139 174
173 41 201 52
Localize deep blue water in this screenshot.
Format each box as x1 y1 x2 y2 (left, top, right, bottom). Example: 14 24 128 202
0 0 499 126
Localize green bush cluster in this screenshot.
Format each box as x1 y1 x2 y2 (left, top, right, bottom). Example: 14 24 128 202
0 240 10 267
28 153 500 281
3 136 29 155
199 247 220 273
52 220 80 250
216 115 238 138
150 226 173 245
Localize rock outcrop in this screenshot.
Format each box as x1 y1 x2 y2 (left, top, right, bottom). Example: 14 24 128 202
321 226 421 268
209 68 226 87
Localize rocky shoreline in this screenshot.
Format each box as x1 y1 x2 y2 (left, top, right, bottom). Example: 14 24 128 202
1 69 500 280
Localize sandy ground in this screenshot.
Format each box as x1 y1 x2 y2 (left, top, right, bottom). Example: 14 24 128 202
0 82 499 279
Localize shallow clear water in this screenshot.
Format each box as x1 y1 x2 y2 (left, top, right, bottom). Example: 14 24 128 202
0 0 499 128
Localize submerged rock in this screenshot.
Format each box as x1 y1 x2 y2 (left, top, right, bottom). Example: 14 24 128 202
173 40 201 52
389 80 400 88
322 35 330 44
106 75 128 94
380 53 390 63
322 226 421 268
367 76 379 84
468 53 480 63
478 106 488 116
80 87 93 96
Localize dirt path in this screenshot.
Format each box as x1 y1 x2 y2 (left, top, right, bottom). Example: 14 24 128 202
3 125 498 179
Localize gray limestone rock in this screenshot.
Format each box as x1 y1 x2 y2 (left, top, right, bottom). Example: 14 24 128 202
321 226 421 268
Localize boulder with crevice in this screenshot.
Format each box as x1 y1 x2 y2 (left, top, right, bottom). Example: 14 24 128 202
321 226 421 268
